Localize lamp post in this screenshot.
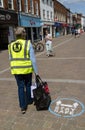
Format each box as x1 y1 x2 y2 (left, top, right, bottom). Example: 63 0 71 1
17 0 21 26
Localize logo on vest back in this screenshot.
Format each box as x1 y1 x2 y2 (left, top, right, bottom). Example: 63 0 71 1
13 42 22 52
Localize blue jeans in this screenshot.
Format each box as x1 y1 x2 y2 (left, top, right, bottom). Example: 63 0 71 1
14 73 33 109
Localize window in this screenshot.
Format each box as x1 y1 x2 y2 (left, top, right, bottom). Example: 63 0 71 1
24 0 28 13
43 9 45 19
0 0 3 7
47 0 49 5
47 11 49 20
35 2 38 15
30 0 34 14
17 0 21 12
8 0 14 10
50 12 53 20
50 1 52 7
42 0 45 3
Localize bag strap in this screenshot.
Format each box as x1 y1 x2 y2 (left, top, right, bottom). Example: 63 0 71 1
35 75 43 87
36 75 42 82
36 75 47 84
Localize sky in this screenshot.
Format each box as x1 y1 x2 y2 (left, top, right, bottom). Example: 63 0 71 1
57 0 85 16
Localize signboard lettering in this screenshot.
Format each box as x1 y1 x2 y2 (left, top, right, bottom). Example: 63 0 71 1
0 14 11 21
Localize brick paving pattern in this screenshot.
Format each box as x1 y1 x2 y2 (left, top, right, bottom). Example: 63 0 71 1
0 34 85 130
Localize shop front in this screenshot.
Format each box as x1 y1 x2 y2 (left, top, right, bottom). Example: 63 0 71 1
54 22 62 37
0 10 18 49
19 14 42 42
41 21 54 39
54 22 71 36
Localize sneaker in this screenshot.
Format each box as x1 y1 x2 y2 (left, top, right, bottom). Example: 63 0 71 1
21 108 27 114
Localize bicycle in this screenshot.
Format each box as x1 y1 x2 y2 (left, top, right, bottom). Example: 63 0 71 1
32 40 44 52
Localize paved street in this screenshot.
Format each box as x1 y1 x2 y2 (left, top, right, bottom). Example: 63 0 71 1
0 33 85 130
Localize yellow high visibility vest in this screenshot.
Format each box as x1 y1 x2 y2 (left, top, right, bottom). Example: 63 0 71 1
8 39 33 74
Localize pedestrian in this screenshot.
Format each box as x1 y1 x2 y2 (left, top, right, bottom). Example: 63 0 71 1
77 28 81 37
71 28 75 35
8 27 38 114
74 28 78 38
45 30 54 57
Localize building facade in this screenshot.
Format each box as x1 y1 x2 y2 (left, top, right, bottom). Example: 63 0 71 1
18 0 41 42
81 15 85 31
54 0 71 37
0 0 18 49
40 0 54 39
0 0 41 49
72 13 82 29
54 0 66 37
0 0 84 49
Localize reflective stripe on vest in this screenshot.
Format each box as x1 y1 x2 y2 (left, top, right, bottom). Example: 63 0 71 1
9 40 33 74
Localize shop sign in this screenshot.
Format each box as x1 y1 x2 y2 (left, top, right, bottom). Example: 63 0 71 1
20 14 41 27
49 97 85 118
0 14 11 21
0 10 18 24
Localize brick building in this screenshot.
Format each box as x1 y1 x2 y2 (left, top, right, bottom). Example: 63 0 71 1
54 0 71 37
0 0 18 49
0 0 41 49
17 0 41 42
0 0 83 49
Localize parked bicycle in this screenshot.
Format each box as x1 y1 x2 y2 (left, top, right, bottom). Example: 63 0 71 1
32 40 44 52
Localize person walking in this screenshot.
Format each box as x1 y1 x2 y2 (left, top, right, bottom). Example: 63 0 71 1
71 27 75 35
74 28 78 38
8 27 38 114
77 28 81 37
45 30 54 57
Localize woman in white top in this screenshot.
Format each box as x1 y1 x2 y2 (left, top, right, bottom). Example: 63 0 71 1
45 30 53 57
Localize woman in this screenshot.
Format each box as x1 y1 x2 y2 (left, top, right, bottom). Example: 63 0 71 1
45 30 53 57
8 27 38 114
